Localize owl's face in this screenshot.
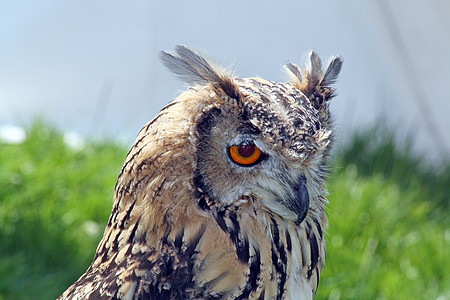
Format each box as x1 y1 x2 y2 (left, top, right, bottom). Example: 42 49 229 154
153 46 342 230
193 77 329 225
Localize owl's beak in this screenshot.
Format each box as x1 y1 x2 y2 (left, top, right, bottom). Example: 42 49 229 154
290 175 310 225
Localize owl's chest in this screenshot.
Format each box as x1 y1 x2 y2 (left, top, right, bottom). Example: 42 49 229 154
193 210 322 299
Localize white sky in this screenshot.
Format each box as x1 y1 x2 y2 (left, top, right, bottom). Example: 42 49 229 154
1 0 449 162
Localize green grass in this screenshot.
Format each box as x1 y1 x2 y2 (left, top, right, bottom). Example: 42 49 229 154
0 120 126 299
317 124 449 299
0 120 448 299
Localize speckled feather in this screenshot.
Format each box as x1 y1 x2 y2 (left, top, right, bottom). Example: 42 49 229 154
59 45 342 300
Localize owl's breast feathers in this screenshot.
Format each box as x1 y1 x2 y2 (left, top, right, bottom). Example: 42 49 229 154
61 174 326 299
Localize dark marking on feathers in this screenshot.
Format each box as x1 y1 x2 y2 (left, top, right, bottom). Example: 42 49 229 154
258 288 265 300
174 228 184 252
229 211 250 263
312 216 323 239
119 199 136 229
285 230 292 253
307 233 319 279
128 216 141 243
214 207 250 263
270 218 287 300
236 248 261 299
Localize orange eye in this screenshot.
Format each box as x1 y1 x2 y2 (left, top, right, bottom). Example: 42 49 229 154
229 144 262 166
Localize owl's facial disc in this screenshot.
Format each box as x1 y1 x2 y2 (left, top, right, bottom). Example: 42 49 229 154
225 134 310 224
194 106 313 224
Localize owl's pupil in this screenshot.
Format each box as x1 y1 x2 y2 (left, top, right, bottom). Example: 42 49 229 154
238 145 255 157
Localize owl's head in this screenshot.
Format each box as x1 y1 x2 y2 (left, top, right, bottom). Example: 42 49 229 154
153 45 343 226
120 46 341 230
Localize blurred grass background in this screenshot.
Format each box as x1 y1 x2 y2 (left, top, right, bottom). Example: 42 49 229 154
0 120 448 299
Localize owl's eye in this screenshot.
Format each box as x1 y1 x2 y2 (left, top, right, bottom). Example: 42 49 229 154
228 144 262 166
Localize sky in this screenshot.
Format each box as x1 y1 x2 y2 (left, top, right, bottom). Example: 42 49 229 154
1 0 449 162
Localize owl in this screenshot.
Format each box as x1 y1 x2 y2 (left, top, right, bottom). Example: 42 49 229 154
59 45 342 299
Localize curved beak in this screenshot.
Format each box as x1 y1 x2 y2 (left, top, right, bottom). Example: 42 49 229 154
289 175 310 225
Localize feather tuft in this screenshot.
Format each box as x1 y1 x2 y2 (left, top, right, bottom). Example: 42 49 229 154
309 51 323 84
285 63 303 83
285 51 343 107
160 45 241 100
321 56 343 86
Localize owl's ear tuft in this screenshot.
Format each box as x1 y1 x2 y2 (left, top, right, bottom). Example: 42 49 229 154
160 45 241 100
321 55 343 86
286 52 343 109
